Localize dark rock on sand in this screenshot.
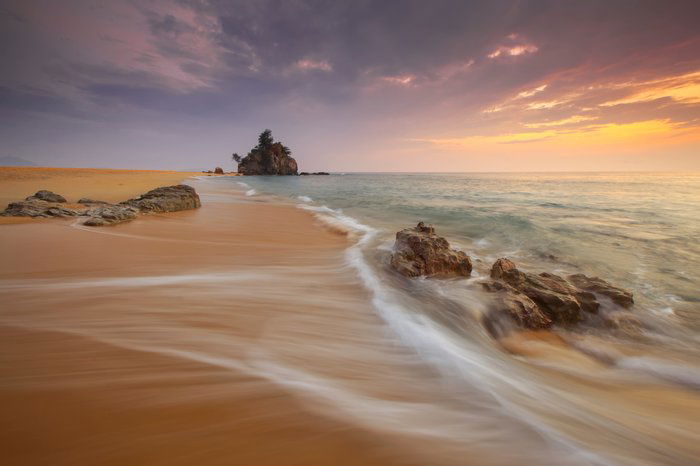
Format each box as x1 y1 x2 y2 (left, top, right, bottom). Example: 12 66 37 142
483 258 634 330
27 190 67 203
78 198 109 205
214 167 224 174
83 205 138 226
2 199 80 218
121 185 201 213
390 222 472 278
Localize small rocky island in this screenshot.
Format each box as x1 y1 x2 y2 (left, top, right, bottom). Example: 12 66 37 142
234 130 299 175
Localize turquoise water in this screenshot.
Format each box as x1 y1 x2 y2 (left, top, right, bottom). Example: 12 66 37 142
232 172 699 324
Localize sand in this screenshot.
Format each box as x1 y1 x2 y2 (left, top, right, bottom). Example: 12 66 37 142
0 166 225 214
0 174 444 465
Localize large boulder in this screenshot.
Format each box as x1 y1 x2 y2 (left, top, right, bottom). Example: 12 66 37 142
120 185 201 213
483 258 634 330
214 167 224 174
390 222 472 278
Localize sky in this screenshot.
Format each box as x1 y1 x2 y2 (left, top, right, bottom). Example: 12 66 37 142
1 0 699 172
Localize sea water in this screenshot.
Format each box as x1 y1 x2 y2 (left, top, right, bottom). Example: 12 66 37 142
230 172 699 319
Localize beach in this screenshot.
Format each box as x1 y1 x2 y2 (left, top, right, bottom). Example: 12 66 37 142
1 169 699 465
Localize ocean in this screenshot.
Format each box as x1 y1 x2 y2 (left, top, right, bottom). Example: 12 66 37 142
232 172 699 320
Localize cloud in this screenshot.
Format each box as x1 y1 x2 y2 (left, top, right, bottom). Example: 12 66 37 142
488 44 538 59
291 59 333 72
1 0 699 170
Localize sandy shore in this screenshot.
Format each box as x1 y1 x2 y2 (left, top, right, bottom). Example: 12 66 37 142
0 175 446 465
0 167 217 214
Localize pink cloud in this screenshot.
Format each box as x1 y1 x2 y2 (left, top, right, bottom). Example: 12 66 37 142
293 59 333 72
488 44 538 59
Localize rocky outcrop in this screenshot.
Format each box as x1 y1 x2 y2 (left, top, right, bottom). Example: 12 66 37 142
28 190 67 203
83 205 138 226
300 172 329 175
120 185 201 213
390 222 472 278
214 167 224 174
1 190 78 217
482 258 635 331
238 146 298 175
236 130 299 175
2 185 201 226
1 199 80 218
567 273 633 307
481 280 553 330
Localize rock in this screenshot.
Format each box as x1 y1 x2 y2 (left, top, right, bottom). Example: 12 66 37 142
567 273 634 307
214 167 224 174
491 258 517 280
390 222 472 278
1 199 80 218
83 205 138 226
27 190 67 203
484 259 634 329
78 198 110 205
237 131 298 175
120 185 201 213
481 280 553 331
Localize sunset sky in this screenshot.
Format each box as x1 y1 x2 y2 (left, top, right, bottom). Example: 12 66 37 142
1 0 699 171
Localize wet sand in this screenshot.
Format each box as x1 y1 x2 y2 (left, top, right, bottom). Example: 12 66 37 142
0 180 461 465
1 175 699 465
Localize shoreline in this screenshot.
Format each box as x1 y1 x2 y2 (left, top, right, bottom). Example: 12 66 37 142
1 170 699 465
1 175 455 465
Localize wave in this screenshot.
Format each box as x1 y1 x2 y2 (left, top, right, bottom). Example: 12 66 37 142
245 189 257 196
297 195 313 203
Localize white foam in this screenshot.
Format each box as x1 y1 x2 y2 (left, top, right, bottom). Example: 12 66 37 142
0 271 264 291
237 181 250 188
297 195 313 203
245 189 257 196
617 357 700 389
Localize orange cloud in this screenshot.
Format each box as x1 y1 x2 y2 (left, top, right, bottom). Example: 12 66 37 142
413 119 700 150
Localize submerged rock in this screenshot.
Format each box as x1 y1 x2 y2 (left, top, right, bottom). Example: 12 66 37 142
390 222 472 278
121 185 201 213
567 273 634 307
481 280 553 331
482 258 635 331
27 190 67 203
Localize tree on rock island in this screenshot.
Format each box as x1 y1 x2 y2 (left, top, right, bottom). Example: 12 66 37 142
235 130 299 176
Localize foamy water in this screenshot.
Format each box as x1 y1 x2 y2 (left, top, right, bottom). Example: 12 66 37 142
1 176 699 465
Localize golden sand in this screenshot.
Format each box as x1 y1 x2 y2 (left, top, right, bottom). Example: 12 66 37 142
0 166 226 213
